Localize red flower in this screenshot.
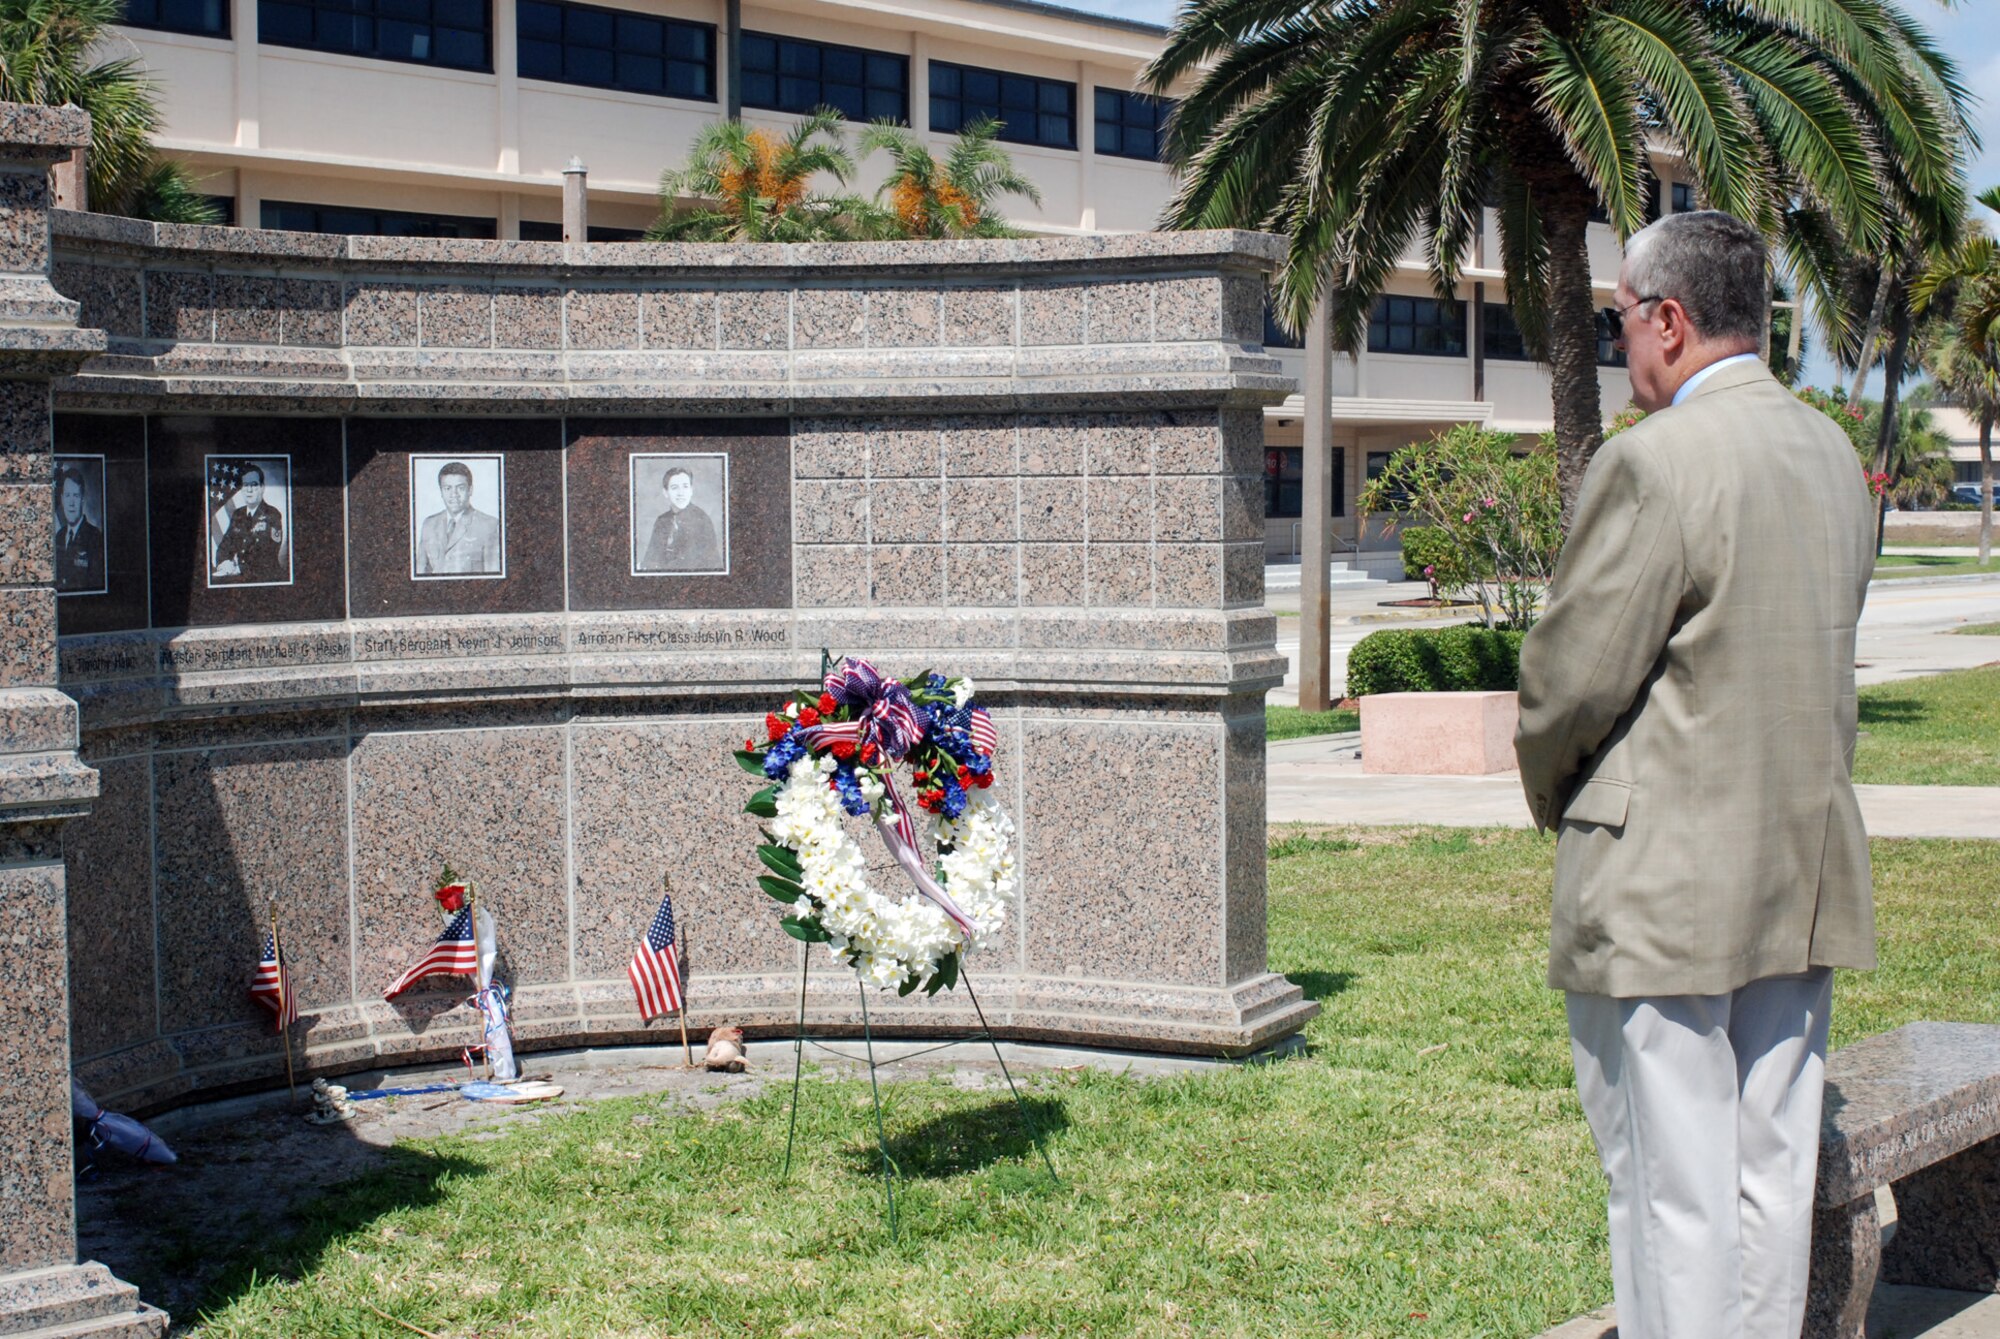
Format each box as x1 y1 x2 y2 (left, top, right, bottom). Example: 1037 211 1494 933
818 693 836 714
765 713 789 742
976 772 993 789
914 769 929 783
830 740 857 761
861 743 878 764
798 706 820 727
743 737 755 750
435 883 467 913
957 766 972 787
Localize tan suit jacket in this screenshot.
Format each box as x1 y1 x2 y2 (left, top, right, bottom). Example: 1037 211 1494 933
417 506 501 575
1515 359 1877 997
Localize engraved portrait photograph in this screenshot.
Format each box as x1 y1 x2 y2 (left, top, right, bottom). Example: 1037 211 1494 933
630 452 729 576
53 454 107 597
205 455 293 588
410 454 506 580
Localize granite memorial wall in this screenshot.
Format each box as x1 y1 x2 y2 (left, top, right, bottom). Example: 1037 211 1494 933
39 201 1316 1123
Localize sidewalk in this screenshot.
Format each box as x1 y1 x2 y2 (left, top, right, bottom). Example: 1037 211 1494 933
1268 734 2000 839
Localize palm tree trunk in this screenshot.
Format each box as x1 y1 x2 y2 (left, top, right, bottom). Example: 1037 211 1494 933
1980 408 1994 567
1870 294 1913 556
1543 197 1602 528
1848 264 1894 403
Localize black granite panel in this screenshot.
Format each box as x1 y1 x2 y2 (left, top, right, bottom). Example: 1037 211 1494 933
346 418 566 617
564 417 790 611
147 416 347 628
53 413 149 635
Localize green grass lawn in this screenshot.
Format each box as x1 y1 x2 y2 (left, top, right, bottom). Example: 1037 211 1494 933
1856 666 2000 785
1957 623 2000 636
173 830 2000 1338
1266 704 1360 739
1872 553 2000 579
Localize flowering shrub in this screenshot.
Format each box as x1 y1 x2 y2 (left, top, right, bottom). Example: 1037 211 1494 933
1359 425 1562 629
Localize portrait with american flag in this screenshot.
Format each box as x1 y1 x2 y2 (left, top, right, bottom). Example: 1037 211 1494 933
384 907 479 1000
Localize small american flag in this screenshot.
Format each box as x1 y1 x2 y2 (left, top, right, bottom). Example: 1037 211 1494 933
249 931 297 1031
628 889 685 1022
384 908 479 1000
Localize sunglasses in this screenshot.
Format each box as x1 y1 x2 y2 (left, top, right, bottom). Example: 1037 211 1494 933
1601 294 1664 341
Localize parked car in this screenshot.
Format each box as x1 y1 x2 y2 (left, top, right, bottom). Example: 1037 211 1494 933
1952 482 1993 507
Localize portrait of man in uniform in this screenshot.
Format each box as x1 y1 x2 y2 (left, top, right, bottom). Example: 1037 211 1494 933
410 455 505 580
207 456 292 588
53 457 107 596
631 453 728 576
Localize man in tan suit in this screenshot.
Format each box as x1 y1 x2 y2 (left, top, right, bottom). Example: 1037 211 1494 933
1516 210 1876 1339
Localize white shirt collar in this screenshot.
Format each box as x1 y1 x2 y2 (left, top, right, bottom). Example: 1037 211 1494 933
1671 352 1763 408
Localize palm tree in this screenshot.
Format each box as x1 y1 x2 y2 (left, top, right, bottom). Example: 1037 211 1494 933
1865 399 1954 509
859 116 1041 239
0 0 216 222
1914 196 2000 562
1920 341 1997 561
1145 0 1975 522
648 110 896 243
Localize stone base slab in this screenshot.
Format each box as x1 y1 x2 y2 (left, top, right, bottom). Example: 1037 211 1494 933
0 1262 165 1337
1361 691 1519 776
81 970 1319 1112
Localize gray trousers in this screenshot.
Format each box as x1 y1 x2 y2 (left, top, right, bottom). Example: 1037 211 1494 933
1567 969 1834 1339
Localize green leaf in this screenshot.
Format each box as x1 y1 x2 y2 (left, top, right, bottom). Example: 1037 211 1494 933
758 874 804 902
924 969 946 996
780 916 831 943
936 952 959 993
734 749 769 776
898 974 920 997
757 844 802 879
744 787 779 818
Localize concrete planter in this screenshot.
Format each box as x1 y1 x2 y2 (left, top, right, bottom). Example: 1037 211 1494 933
1360 690 1520 775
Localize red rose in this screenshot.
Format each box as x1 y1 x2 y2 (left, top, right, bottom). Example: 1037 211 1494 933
818 693 836 714
799 706 820 727
766 713 788 742
435 883 467 912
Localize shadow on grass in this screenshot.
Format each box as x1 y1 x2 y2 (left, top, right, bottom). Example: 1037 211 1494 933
1859 697 1926 727
1287 969 1356 1002
849 1095 1069 1182
181 1145 486 1325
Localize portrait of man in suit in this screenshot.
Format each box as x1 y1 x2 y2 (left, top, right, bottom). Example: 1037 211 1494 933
208 458 291 587
631 453 728 576
411 456 505 579
53 458 106 596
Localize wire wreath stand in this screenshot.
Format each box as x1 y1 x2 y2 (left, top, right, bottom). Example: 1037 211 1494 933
777 651 1059 1242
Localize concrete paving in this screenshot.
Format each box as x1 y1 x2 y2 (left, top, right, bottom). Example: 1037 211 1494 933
1537 1283 2000 1338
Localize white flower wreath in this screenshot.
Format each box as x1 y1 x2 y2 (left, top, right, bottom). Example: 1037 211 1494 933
736 660 1017 994
765 753 1017 993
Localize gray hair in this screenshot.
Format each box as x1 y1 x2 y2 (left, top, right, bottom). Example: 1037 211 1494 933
1622 209 1769 345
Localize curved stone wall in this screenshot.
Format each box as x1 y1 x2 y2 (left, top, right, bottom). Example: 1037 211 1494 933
45 211 1313 1113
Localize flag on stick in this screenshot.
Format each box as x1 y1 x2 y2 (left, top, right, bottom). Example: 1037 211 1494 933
628 888 685 1022
249 930 297 1031
384 907 478 1000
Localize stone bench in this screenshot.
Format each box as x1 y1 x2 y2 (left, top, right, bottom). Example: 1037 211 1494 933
1808 1022 2000 1338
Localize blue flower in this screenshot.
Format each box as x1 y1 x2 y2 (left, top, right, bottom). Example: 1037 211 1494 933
832 764 871 818
939 773 968 819
762 734 807 779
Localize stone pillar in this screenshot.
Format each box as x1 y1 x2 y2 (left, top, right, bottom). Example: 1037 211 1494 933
562 157 588 243
0 103 163 1338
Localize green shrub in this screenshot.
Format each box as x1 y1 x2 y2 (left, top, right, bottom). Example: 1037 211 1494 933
1399 525 1469 585
1346 624 1527 697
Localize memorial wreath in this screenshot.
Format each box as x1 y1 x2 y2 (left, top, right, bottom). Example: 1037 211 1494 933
734 657 1016 994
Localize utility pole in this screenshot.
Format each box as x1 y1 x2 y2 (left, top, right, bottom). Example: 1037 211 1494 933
1299 293 1334 711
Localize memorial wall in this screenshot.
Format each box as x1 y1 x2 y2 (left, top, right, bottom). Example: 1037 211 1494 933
42 207 1316 1116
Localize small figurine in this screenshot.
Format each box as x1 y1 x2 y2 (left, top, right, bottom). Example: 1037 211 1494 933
702 1024 747 1072
307 1077 356 1124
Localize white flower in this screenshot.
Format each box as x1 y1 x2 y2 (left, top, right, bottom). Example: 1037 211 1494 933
951 678 976 709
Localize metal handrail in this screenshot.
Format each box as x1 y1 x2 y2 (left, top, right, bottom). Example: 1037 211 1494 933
1289 520 1361 562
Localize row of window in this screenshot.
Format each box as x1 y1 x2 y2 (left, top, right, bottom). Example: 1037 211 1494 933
121 0 1173 158
1263 448 1404 521
1268 296 1626 368
260 200 646 238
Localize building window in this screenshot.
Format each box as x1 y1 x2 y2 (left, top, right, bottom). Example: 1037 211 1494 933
261 201 496 238
739 32 904 122
518 1 711 99
1263 297 1301 350
202 195 238 226
518 220 646 241
261 0 490 70
1671 181 1696 213
1094 88 1170 162
1264 447 1344 519
1483 304 1531 361
1595 309 1627 367
122 0 228 37
1368 295 1466 356
1644 174 1661 223
931 61 1074 150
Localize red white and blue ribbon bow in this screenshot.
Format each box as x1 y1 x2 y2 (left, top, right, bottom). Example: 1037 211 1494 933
800 657 978 938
